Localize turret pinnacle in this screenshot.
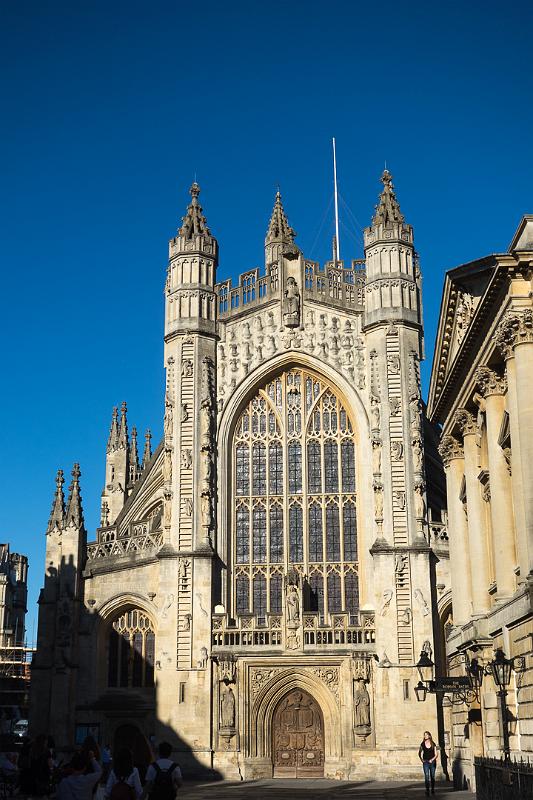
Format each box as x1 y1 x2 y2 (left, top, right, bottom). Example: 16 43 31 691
265 191 296 244
65 463 84 529
142 428 152 469
118 401 128 449
372 169 405 226
107 407 119 453
129 426 140 484
47 469 65 533
178 183 211 239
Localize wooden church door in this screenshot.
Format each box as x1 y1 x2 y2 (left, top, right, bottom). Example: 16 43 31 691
272 689 324 777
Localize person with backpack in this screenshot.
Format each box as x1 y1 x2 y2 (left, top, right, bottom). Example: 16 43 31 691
105 748 142 800
142 743 182 800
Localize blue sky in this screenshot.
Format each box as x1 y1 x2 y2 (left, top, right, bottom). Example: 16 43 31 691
1 0 532 638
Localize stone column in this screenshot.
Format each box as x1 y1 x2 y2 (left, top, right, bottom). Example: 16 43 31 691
454 410 491 615
438 435 472 624
474 367 516 599
495 309 533 581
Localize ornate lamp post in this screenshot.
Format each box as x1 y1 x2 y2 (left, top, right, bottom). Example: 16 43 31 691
486 649 514 762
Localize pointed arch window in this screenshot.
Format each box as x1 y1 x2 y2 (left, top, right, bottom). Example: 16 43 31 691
107 610 155 689
231 368 359 619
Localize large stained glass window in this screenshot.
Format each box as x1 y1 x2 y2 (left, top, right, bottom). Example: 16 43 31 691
232 368 359 618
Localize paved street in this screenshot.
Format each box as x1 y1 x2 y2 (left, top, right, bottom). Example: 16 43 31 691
179 779 475 799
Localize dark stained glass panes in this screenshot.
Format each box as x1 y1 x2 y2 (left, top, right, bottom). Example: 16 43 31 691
307 441 321 494
289 505 303 562
341 440 356 493
236 575 249 614
270 574 282 613
288 442 302 493
132 632 143 687
343 502 357 561
345 572 360 614
253 574 267 617
324 440 339 493
119 632 130 687
327 573 342 612
269 505 283 563
145 631 155 687
252 507 267 563
326 504 340 561
252 443 267 495
236 506 249 563
236 444 249 495
108 629 119 687
269 442 283 495
309 573 324 615
308 504 323 562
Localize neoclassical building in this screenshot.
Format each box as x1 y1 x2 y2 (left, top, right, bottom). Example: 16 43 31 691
428 215 533 788
31 174 450 779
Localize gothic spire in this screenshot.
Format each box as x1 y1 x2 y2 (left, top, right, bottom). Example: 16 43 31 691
372 169 405 226
265 190 296 244
65 463 84 529
129 425 140 484
178 182 211 239
107 407 119 453
118 401 128 449
142 428 152 469
47 469 65 532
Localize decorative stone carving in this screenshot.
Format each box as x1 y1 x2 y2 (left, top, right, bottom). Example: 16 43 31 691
216 654 236 682
285 584 300 625
163 448 172 484
181 449 192 469
387 355 400 374
163 489 172 527
372 438 382 475
421 639 433 661
178 558 190 589
101 501 109 527
455 289 474 344
164 393 173 440
182 497 193 517
312 667 339 702
220 685 236 729
391 441 403 461
409 393 422 434
370 394 381 432
438 434 464 465
454 408 477 436
399 607 411 625
181 359 193 378
354 679 371 733
286 628 300 650
181 613 191 631
250 667 284 701
197 646 208 670
495 308 533 359
474 366 507 397
395 553 408 575
393 490 406 509
414 588 430 616
389 396 401 416
283 277 300 327
160 593 175 620
380 589 393 616
181 403 189 423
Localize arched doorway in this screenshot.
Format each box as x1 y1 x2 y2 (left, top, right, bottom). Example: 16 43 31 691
272 689 324 778
113 724 152 780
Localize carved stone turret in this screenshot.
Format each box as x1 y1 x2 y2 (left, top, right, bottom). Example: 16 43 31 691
101 402 129 524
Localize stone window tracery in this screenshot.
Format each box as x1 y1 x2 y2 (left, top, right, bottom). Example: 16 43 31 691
231 367 359 619
107 609 155 689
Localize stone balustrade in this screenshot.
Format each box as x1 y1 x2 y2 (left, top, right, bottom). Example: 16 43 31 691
86 519 163 560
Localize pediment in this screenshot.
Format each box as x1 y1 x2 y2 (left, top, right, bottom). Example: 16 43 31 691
509 215 533 252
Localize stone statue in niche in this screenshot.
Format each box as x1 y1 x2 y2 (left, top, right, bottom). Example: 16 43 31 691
200 397 212 451
370 395 381 432
163 448 172 484
181 449 192 469
201 493 212 530
412 437 423 473
164 393 173 439
220 685 236 729
286 584 301 625
373 481 384 520
283 277 300 327
286 629 300 650
372 439 382 475
409 393 422 434
414 482 426 519
182 497 193 517
354 679 371 732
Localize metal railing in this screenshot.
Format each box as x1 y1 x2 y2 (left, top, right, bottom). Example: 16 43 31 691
474 756 533 800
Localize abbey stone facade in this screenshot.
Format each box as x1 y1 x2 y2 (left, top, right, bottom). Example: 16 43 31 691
31 174 451 780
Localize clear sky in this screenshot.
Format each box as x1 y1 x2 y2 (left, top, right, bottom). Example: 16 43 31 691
1 0 532 639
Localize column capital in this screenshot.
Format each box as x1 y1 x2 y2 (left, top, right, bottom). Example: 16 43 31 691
438 434 464 466
495 308 533 360
454 408 477 436
474 366 507 397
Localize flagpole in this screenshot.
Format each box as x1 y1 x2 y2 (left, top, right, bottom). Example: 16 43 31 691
332 137 340 262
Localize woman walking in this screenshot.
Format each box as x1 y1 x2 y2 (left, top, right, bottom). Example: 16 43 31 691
105 748 142 800
419 730 438 795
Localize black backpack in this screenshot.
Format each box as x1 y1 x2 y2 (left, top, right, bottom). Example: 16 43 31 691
150 762 178 800
110 777 136 800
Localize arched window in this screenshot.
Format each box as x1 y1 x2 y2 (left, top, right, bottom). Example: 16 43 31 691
231 368 359 618
107 610 155 688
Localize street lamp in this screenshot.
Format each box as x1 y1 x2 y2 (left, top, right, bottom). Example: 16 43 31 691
414 681 428 703
487 649 513 762
417 649 435 684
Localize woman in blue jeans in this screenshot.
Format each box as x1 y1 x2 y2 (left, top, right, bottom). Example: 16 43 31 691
419 731 438 795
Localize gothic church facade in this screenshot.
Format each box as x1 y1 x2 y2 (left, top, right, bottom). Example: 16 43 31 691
31 175 450 779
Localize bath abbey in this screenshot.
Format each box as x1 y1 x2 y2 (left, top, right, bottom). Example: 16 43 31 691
30 172 533 787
